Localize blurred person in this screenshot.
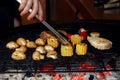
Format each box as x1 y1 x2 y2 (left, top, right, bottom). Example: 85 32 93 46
0 0 43 35
19 0 43 21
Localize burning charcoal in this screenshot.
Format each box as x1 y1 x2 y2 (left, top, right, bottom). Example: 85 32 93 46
42 78 46 80
89 75 94 80
36 74 43 77
105 76 118 80
23 71 34 80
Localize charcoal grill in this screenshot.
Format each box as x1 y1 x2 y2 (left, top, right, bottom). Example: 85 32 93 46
0 20 120 74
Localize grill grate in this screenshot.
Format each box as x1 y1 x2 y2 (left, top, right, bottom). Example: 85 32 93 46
0 21 120 73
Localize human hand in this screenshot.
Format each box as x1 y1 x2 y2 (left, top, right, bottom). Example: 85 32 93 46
18 0 43 21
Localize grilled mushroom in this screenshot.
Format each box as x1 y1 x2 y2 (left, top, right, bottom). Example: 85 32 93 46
6 41 19 49
36 46 46 54
35 38 46 46
32 51 41 61
26 40 37 48
16 37 27 46
44 45 54 52
39 31 53 40
11 50 26 60
46 50 57 59
15 46 27 52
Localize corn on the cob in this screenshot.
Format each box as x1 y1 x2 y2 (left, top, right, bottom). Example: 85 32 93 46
70 34 82 45
61 44 73 57
76 43 87 55
47 36 59 48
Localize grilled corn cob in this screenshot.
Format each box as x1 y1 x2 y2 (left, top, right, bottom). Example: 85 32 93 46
70 34 82 46
61 44 73 57
76 43 87 55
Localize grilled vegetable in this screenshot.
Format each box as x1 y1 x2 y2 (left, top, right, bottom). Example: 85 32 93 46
11 50 26 60
61 44 73 57
44 45 54 52
6 41 19 49
90 32 100 37
16 37 27 46
47 36 59 48
70 34 82 46
32 51 41 61
46 50 57 59
26 40 37 48
76 43 87 55
40 31 53 40
35 38 46 46
78 28 87 40
67 33 72 39
15 46 27 52
36 46 46 54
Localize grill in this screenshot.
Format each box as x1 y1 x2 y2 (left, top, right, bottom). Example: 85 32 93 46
0 20 120 74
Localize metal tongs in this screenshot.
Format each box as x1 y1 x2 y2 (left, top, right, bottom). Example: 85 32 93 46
17 0 70 45
41 21 70 45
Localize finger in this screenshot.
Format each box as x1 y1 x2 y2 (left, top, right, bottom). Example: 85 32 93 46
20 0 33 16
19 0 27 11
38 1 43 21
27 0 39 20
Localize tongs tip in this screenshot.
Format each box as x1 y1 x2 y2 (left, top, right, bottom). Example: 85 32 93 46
41 20 71 45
